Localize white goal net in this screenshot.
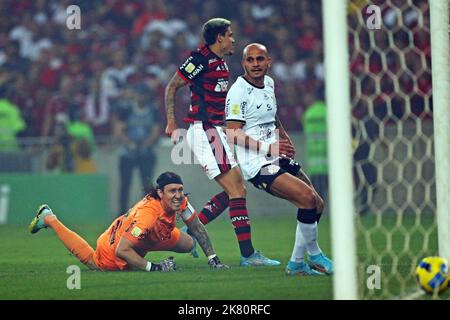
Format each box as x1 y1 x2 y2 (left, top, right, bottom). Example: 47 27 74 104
347 0 441 299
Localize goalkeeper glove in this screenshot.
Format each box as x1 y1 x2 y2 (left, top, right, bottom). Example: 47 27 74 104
208 256 230 269
150 256 177 272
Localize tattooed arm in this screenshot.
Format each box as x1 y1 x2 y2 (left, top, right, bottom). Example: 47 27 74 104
184 215 229 269
184 215 215 257
164 72 188 143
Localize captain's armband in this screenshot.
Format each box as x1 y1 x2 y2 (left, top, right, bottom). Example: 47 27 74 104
181 201 196 222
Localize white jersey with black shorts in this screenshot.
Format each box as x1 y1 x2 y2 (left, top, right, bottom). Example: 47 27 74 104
225 75 300 192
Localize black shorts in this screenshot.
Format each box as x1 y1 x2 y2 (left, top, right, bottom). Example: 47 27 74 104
248 158 302 193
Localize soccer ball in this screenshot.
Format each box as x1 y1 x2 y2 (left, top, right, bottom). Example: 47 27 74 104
415 256 449 294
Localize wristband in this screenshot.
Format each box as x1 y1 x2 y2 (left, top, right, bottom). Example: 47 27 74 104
145 261 152 272
207 254 217 261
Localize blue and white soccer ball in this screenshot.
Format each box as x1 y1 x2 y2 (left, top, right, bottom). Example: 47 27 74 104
415 256 449 294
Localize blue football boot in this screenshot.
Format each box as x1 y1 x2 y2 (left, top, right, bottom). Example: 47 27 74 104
240 250 281 267
285 261 325 276
307 252 333 274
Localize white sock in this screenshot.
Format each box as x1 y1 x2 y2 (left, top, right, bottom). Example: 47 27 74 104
290 222 306 263
298 221 321 256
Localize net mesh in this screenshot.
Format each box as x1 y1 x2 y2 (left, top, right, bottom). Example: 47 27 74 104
346 0 442 299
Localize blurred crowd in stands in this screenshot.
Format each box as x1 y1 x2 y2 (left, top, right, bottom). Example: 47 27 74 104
0 0 431 151
349 0 432 125
0 0 324 145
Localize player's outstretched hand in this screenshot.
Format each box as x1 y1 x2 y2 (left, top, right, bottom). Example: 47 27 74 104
160 256 177 272
208 256 230 269
165 120 180 144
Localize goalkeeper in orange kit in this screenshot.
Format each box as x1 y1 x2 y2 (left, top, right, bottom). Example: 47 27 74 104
29 172 228 271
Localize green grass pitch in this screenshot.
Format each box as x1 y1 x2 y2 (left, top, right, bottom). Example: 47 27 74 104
1 214 447 300
0 215 333 300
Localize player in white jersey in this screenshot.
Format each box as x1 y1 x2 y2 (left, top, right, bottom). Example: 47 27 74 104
226 43 333 276
225 74 278 181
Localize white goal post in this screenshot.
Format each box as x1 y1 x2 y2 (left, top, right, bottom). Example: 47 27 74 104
429 0 450 264
325 0 449 300
322 0 358 300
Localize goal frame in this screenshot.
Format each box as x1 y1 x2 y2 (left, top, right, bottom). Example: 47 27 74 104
325 0 450 299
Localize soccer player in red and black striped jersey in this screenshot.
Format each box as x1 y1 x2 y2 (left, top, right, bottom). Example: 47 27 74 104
164 18 280 266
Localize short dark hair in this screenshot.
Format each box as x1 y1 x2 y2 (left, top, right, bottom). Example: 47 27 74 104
202 18 231 45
